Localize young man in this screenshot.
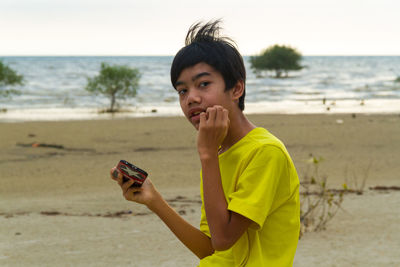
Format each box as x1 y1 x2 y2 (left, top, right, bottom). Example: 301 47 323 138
111 20 300 266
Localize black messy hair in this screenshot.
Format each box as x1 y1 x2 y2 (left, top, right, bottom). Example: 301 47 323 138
170 20 246 111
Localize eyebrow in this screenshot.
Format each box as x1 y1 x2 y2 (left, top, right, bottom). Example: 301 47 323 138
175 72 211 88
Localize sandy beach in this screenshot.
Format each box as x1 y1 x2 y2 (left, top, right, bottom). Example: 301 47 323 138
1 113 399 266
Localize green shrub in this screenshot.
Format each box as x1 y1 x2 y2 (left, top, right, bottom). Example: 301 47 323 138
250 45 303 78
0 60 23 97
86 63 141 112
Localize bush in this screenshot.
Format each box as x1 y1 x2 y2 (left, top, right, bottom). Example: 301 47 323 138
0 60 23 97
250 45 303 78
85 62 141 112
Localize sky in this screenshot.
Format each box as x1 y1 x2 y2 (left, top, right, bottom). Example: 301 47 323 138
1 0 399 56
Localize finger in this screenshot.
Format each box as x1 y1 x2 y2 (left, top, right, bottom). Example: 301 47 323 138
116 172 124 186
110 167 119 181
222 109 229 125
124 186 142 200
215 106 225 122
199 112 207 127
129 186 142 195
124 184 143 200
121 178 134 192
206 107 217 122
110 167 124 184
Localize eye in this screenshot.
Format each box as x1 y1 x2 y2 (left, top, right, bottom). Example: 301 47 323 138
177 89 187 96
199 81 210 87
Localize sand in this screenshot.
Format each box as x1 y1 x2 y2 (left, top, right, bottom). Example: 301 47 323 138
1 113 400 266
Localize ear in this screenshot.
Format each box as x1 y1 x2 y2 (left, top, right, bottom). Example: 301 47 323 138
231 80 245 101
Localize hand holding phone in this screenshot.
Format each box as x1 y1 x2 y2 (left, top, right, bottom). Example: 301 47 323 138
113 160 148 187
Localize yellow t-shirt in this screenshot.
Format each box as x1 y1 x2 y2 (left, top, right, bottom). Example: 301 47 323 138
199 127 300 267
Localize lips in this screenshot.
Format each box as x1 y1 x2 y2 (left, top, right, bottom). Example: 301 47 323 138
189 108 205 122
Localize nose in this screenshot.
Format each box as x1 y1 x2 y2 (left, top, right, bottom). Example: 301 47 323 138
186 88 201 106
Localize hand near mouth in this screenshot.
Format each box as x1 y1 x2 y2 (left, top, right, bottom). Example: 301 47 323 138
197 105 230 159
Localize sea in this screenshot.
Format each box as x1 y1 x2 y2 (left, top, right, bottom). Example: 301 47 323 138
1 56 399 122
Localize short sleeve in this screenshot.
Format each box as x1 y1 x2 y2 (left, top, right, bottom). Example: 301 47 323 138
227 145 288 230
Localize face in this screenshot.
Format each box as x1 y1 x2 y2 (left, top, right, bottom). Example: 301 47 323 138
175 63 234 130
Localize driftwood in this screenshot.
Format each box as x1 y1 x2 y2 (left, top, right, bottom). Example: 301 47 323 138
301 186 400 197
16 142 95 153
369 186 400 191
17 142 64 149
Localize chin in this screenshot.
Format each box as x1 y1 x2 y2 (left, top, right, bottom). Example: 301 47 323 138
186 116 200 130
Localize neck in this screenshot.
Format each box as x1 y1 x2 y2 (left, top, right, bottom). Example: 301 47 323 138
220 111 256 154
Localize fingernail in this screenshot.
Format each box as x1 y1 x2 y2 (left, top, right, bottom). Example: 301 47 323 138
112 170 119 179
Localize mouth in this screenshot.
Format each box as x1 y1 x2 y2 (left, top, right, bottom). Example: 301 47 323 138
189 108 205 123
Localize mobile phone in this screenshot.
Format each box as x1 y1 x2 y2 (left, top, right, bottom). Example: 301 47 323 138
115 160 148 187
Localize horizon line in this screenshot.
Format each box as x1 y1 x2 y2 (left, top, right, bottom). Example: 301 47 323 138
1 54 400 57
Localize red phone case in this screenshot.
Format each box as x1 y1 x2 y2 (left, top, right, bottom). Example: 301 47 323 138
116 160 148 187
